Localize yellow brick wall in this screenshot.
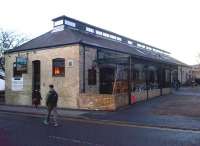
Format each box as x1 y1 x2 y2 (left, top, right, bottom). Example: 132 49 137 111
5 44 80 108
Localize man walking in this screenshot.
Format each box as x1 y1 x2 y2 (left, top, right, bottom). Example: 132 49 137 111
43 84 59 126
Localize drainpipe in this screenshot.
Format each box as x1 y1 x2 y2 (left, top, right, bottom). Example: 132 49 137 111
82 45 85 93
180 65 183 85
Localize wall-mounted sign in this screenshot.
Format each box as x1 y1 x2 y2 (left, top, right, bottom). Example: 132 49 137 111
16 57 28 73
12 77 23 91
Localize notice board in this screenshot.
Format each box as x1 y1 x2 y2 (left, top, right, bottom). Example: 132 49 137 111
12 77 23 91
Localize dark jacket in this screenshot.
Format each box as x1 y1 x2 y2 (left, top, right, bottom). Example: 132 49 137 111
32 90 42 105
46 89 58 108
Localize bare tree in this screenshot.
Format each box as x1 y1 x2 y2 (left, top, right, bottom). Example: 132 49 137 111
0 29 28 56
0 29 28 70
196 53 200 64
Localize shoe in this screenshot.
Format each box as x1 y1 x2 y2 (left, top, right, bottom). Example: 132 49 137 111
43 120 49 125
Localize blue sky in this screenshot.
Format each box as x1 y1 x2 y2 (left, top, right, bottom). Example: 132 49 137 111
0 0 200 65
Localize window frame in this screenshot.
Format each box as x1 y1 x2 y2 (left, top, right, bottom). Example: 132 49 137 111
52 58 65 77
13 62 22 78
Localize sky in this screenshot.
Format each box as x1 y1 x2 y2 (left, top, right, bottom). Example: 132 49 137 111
0 0 200 65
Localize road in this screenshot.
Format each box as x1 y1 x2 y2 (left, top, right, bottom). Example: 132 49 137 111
0 111 200 146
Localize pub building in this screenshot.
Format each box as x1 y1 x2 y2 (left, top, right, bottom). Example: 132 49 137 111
4 16 187 110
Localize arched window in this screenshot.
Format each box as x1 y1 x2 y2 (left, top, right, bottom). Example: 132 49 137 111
52 58 65 77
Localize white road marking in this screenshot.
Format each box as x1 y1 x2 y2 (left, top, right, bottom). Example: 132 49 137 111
49 135 104 146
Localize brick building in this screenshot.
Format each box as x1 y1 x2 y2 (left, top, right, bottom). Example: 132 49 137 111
5 16 187 110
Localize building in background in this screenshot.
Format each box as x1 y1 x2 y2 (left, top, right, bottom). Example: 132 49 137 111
4 16 187 110
178 65 193 85
191 64 200 84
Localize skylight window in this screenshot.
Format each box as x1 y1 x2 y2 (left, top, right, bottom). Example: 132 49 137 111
96 30 103 35
54 20 63 26
110 35 117 40
146 46 152 50
103 32 109 37
137 43 146 49
86 27 94 33
128 40 133 45
116 37 122 41
64 20 76 27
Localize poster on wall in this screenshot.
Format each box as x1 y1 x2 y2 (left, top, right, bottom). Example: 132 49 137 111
12 77 23 91
16 57 28 73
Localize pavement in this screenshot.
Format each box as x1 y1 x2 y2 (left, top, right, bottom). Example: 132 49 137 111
1 111 200 146
1 86 200 131
1 87 200 145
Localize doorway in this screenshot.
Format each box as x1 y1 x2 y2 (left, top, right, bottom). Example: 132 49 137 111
32 60 40 103
99 67 115 94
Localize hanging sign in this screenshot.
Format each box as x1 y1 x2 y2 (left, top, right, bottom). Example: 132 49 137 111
12 77 23 91
16 57 28 73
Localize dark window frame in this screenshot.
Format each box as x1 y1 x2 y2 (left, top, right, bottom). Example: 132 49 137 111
52 58 65 77
88 68 96 85
13 62 22 77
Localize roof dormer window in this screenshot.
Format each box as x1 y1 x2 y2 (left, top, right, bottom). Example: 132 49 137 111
103 32 109 37
54 20 63 26
110 35 117 40
116 37 122 41
64 20 76 27
128 40 133 45
96 30 103 36
86 27 94 33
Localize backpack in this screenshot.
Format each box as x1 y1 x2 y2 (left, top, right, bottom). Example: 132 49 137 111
47 90 58 105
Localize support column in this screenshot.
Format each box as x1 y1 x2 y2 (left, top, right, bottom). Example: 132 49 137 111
144 65 149 101
180 66 183 85
128 56 132 105
169 67 172 87
160 65 163 96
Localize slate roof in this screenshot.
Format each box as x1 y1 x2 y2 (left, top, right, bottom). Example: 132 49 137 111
6 22 187 66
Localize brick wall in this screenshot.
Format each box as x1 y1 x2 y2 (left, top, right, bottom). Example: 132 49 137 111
78 93 115 110
5 45 80 108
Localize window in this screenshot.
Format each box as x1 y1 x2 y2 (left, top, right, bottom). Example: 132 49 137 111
54 20 63 26
52 58 65 76
64 20 76 27
13 62 22 77
110 35 117 40
116 37 122 41
86 27 94 33
137 43 146 49
128 40 133 45
96 30 103 35
103 32 109 37
88 69 96 85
